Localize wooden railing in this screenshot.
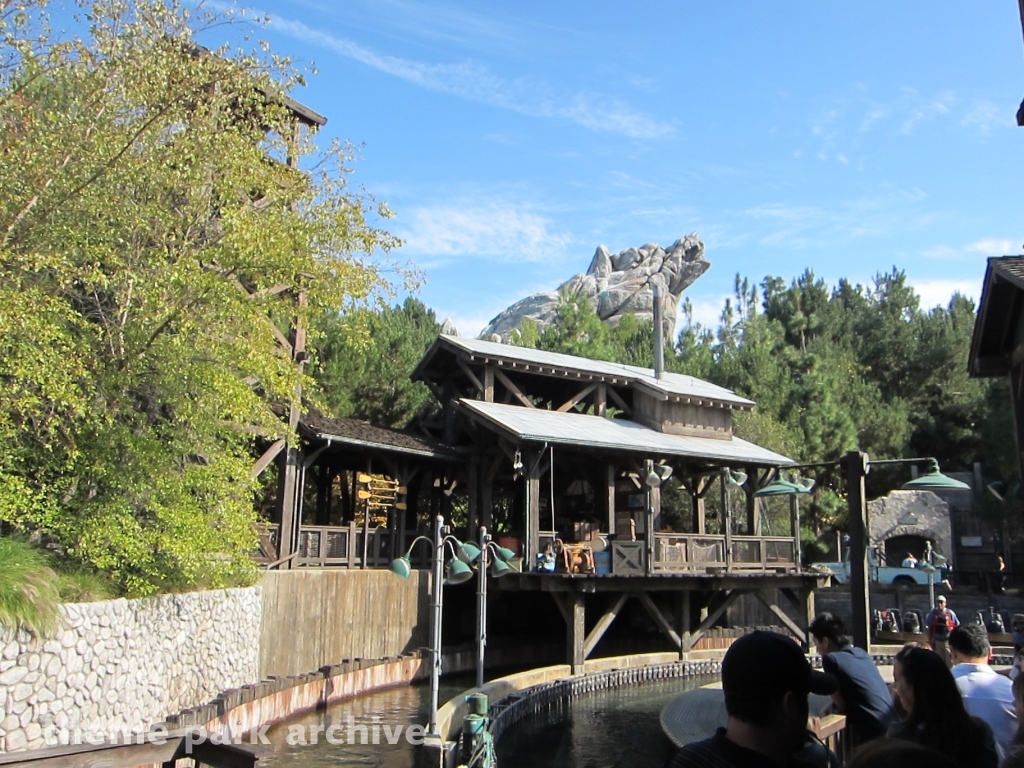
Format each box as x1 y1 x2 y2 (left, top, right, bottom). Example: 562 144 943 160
651 532 798 574
730 535 798 571
652 533 728 572
257 524 429 569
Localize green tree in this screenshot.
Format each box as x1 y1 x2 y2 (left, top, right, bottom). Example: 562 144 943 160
0 0 398 594
314 298 439 428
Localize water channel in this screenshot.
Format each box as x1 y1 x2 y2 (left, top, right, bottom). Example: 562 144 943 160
259 674 714 767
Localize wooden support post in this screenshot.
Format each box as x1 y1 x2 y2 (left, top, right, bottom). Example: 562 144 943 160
695 494 706 534
650 483 662 535
484 364 495 403
790 494 801 570
687 590 743 648
525 450 541 566
596 382 607 417
361 457 372 569
745 466 758 535
277 446 300 568
315 462 330 526
680 590 692 657
843 451 871 651
583 592 629 658
443 379 456 444
481 464 494 532
468 458 480 542
778 586 815 649
754 590 807 646
605 464 616 537
567 591 586 673
634 590 682 650
722 474 733 571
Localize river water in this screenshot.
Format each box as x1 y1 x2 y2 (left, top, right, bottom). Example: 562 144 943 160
258 675 712 767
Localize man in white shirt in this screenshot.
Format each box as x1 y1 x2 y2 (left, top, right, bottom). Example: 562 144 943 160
901 552 918 568
950 623 1016 759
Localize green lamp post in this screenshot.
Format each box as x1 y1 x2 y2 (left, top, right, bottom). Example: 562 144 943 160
754 475 815 575
388 514 474 736
843 454 968 650
468 526 515 688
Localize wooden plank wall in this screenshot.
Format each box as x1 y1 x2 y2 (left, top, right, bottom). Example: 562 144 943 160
259 569 430 678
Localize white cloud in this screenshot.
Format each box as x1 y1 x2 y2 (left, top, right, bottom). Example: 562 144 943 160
922 238 1019 260
910 278 980 310
398 202 573 262
965 238 1018 255
266 14 674 139
681 294 729 329
960 101 1007 136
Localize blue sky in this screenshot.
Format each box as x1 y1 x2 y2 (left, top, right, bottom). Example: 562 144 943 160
212 2 1023 337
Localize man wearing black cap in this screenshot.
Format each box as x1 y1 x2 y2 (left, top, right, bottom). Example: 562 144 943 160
666 631 838 768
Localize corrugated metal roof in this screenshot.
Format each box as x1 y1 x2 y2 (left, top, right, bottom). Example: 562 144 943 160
460 399 793 466
437 336 755 408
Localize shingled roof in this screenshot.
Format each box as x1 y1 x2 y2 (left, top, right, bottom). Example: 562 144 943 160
298 412 464 459
969 256 1024 378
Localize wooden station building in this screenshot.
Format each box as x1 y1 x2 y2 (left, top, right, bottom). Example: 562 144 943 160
268 334 825 670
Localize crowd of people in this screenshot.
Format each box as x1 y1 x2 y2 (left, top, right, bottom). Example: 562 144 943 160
665 611 1024 768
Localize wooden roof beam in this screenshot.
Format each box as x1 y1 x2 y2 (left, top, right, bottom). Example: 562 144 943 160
494 368 535 408
457 358 484 394
557 383 597 413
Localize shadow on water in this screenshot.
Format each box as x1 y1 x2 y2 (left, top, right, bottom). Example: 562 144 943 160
260 676 472 767
495 675 718 768
258 673 715 767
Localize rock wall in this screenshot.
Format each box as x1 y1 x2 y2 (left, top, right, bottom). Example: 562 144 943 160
0 587 261 752
479 234 710 342
868 490 954 563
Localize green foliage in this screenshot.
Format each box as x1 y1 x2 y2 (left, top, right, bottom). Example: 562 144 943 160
314 298 439 428
675 268 997 539
0 537 60 635
515 263 998 543
0 1 399 594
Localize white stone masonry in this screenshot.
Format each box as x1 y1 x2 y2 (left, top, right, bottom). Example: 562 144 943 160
0 587 261 752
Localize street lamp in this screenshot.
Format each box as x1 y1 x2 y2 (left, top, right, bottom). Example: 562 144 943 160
464 526 515 688
388 514 474 736
645 461 674 574
842 453 968 650
917 542 948 608
754 475 815 568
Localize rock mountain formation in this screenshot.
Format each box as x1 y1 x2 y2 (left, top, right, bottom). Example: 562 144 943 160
478 234 710 342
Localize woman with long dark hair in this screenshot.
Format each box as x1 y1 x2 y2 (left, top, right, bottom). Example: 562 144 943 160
999 674 1024 767
889 644 998 767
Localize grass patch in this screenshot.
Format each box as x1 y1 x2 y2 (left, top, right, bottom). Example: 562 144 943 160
0 537 120 636
0 536 61 635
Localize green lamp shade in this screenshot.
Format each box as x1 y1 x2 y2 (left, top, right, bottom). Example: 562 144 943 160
459 542 482 564
901 460 970 491
725 470 748 490
493 546 516 562
389 556 412 579
445 559 474 585
755 478 815 497
646 463 674 487
489 558 513 577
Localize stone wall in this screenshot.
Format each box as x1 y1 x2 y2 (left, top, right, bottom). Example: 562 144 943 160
0 587 260 752
868 490 953 563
